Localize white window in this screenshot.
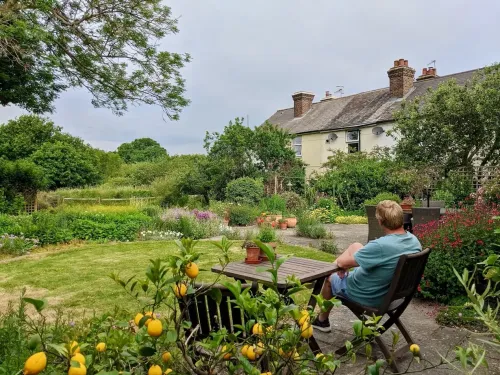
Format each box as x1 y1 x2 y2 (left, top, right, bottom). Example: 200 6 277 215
293 136 302 157
345 130 360 153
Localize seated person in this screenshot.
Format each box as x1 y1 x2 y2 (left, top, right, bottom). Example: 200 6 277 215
312 200 422 332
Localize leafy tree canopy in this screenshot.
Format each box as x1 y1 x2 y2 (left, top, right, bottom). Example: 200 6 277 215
0 0 189 117
30 141 102 189
391 63 500 171
117 138 168 163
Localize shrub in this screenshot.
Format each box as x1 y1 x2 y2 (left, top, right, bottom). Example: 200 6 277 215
0 234 38 256
156 208 221 239
363 192 401 206
228 205 257 226
432 190 455 208
318 240 338 254
226 177 264 205
413 203 499 302
259 194 286 214
279 191 307 213
256 225 277 243
334 215 368 224
438 171 474 204
296 214 328 239
308 208 334 223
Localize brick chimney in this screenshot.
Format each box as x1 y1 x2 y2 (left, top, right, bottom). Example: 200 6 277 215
387 59 416 98
416 67 439 81
292 91 315 117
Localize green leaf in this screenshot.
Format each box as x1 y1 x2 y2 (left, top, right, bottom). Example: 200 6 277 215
166 330 177 343
208 288 222 304
22 297 47 312
138 346 156 357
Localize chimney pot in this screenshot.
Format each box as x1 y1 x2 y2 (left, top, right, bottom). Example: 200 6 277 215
388 58 415 98
292 91 315 118
326 90 331 97
422 68 427 75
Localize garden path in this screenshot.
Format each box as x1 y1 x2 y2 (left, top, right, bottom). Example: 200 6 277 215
314 299 499 374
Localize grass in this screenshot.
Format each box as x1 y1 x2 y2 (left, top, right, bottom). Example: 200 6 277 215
0 241 334 314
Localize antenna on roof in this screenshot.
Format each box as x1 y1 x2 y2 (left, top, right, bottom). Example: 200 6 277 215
334 85 344 97
427 60 436 68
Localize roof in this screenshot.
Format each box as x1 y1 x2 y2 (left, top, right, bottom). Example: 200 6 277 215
266 69 477 135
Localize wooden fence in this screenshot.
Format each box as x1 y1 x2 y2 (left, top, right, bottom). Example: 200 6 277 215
62 197 159 205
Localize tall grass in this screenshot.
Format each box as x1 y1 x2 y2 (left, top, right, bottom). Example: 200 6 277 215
50 184 155 199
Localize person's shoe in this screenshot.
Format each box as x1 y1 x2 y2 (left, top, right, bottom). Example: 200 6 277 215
311 316 331 333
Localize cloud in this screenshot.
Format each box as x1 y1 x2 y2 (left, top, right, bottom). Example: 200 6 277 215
1 0 499 154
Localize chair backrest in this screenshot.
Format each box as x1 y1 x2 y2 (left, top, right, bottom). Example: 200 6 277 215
378 248 431 312
180 283 257 340
412 207 441 226
366 205 385 241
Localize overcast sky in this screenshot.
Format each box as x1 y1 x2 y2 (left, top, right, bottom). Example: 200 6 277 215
1 0 499 154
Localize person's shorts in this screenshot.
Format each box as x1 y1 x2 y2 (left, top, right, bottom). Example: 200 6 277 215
330 273 349 298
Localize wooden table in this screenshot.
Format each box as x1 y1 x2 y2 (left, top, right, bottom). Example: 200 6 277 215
212 256 339 353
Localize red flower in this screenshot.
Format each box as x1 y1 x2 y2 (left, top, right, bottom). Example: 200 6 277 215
477 240 484 246
417 285 422 292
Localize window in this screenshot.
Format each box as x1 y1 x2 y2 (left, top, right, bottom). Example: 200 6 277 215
293 136 302 157
346 130 360 153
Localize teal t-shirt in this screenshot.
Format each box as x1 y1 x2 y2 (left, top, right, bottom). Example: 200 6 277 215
346 232 422 307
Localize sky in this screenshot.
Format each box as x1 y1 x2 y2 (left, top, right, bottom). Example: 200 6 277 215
1 0 499 155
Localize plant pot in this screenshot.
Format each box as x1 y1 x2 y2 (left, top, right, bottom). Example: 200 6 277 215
279 222 288 230
271 221 276 228
256 218 265 226
245 246 261 264
286 217 297 228
400 204 413 211
274 214 283 221
259 242 277 261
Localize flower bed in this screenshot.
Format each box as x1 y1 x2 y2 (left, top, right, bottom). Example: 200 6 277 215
413 203 499 302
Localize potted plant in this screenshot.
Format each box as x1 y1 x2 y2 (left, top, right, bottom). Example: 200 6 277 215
278 218 288 230
242 241 261 264
286 215 297 228
256 225 277 260
400 196 415 211
274 212 283 222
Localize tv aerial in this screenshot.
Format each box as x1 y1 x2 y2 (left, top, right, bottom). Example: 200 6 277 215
334 85 344 97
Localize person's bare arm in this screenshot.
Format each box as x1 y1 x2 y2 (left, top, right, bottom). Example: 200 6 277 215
336 243 362 269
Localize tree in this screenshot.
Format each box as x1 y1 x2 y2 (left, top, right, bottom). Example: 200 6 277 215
31 141 101 189
117 138 168 163
0 115 62 160
253 122 296 173
391 64 500 172
0 0 189 117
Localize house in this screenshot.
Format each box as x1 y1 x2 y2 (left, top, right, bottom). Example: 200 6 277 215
266 59 476 177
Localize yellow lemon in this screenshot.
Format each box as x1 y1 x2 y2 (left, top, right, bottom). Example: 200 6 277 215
147 319 163 337
221 345 232 360
252 323 263 335
293 352 300 361
71 353 86 365
68 364 87 375
96 342 106 352
23 352 47 375
315 353 324 361
164 370 173 375
241 344 249 357
301 322 313 339
246 345 257 361
173 283 187 298
144 311 156 326
148 365 162 375
69 341 80 354
255 342 264 356
298 310 310 326
260 373 272 375
162 351 172 363
185 263 199 279
134 313 144 326
410 344 420 356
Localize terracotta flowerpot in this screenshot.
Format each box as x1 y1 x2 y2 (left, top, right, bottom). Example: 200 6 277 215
256 218 265 226
259 242 277 261
286 217 297 228
245 246 261 264
279 222 288 230
271 221 276 228
400 204 413 211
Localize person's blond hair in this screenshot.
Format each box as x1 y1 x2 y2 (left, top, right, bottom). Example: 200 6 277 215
375 200 404 230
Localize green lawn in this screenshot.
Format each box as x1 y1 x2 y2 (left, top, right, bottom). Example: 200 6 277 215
0 241 334 314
